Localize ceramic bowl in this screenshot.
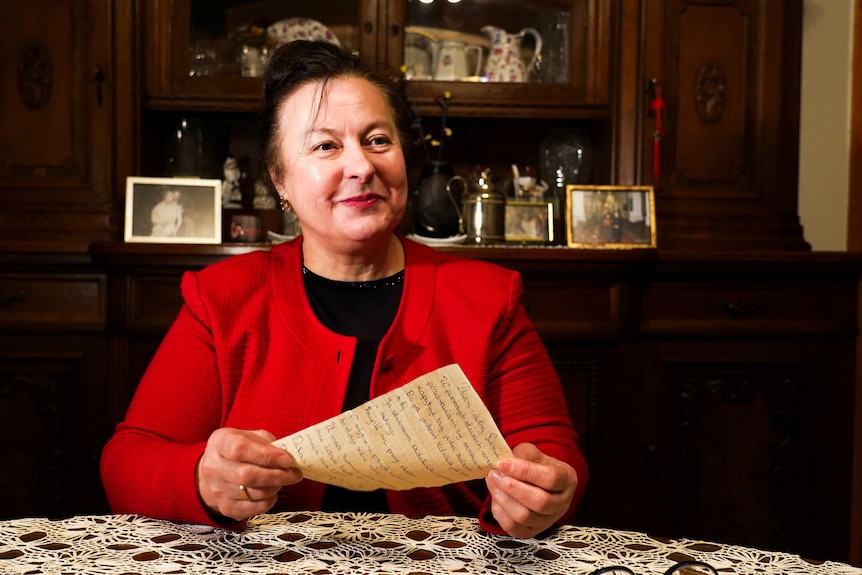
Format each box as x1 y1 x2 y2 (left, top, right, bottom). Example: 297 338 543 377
267 18 341 47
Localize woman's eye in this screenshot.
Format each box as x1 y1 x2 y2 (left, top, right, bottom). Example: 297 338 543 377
315 142 337 151
368 135 392 147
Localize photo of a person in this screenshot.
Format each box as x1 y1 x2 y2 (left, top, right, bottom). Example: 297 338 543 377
504 203 552 242
610 208 623 243
566 186 655 248
150 189 183 237
125 177 222 244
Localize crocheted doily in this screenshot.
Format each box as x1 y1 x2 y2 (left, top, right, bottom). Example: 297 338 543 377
0 511 858 574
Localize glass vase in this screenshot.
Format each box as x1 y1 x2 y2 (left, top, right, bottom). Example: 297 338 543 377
539 130 594 245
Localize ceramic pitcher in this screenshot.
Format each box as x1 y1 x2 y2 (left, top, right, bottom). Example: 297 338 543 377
411 161 466 238
433 41 483 81
481 26 542 82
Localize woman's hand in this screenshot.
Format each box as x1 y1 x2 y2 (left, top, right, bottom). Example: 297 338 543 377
485 442 578 538
196 428 302 521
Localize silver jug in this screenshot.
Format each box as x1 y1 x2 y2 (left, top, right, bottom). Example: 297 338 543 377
462 167 505 244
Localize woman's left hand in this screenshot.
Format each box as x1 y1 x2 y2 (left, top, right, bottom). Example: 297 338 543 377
485 442 578 538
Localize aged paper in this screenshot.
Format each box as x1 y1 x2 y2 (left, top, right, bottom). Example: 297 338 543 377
272 364 513 491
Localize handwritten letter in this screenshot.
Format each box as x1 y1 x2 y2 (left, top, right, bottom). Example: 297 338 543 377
272 364 512 491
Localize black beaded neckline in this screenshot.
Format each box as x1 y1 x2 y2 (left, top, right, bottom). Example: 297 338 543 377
301 265 404 291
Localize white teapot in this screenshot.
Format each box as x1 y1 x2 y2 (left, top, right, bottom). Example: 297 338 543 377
481 26 542 82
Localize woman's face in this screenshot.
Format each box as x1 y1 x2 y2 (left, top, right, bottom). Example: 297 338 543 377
270 76 408 251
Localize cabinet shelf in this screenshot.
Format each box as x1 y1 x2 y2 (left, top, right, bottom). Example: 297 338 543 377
146 93 263 113
405 84 610 119
145 90 611 120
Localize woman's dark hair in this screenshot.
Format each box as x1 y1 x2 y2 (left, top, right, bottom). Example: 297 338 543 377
256 40 418 194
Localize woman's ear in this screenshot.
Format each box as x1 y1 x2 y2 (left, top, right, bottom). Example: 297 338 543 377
268 167 282 193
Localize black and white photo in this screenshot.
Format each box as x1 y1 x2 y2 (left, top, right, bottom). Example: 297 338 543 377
124 177 222 244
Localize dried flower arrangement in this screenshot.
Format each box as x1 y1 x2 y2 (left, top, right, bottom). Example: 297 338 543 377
414 91 454 164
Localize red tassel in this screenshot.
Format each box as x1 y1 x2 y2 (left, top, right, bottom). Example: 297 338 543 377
649 84 665 184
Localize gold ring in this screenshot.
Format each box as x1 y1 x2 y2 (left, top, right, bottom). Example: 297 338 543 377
239 484 250 501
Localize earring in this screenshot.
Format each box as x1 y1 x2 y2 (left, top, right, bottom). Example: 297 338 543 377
280 196 291 212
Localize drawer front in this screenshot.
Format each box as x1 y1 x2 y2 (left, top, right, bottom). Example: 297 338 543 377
640 282 850 332
521 281 621 338
0 274 105 329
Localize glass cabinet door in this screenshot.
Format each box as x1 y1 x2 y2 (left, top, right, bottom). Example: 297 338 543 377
146 0 609 117
395 0 610 118
155 0 378 107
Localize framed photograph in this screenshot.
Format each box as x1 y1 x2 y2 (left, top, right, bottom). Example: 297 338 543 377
566 185 656 249
124 177 222 244
505 201 555 243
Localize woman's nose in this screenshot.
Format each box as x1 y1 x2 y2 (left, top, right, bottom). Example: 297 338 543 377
342 144 375 181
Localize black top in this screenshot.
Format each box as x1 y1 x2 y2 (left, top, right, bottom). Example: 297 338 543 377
301 265 404 512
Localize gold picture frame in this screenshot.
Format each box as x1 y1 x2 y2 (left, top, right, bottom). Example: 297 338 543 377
124 176 222 244
565 185 656 249
504 201 555 243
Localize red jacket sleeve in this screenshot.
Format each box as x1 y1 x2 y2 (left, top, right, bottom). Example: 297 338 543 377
100 272 231 526
474 270 589 534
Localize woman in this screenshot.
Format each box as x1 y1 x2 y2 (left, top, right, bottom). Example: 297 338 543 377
101 41 588 539
150 189 183 237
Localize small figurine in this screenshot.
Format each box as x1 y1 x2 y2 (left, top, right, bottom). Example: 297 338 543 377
222 156 243 208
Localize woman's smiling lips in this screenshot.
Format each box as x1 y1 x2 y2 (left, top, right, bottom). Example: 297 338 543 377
341 193 383 208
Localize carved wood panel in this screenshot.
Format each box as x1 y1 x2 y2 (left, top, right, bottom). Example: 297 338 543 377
630 0 807 250
667 368 811 553
0 0 114 243
640 341 853 563
0 341 109 519
548 345 617 527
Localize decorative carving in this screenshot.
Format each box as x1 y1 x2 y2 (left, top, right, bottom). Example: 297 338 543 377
0 371 69 513
17 43 53 109
672 372 805 550
694 63 726 124
553 357 602 524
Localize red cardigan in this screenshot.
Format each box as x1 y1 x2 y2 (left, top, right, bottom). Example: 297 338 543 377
100 236 588 532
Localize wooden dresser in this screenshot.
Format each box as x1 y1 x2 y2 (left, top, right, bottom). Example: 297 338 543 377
0 243 108 518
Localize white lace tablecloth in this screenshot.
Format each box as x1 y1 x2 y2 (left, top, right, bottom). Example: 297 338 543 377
0 511 858 575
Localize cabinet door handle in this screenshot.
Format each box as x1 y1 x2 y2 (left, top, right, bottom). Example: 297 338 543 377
642 440 658 469
391 23 401 37
716 298 763 318
0 290 25 308
93 67 105 107
363 21 374 34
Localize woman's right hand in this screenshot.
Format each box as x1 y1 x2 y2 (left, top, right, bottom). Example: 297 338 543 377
196 428 302 521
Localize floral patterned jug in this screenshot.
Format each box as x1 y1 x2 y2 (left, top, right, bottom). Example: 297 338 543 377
481 26 542 82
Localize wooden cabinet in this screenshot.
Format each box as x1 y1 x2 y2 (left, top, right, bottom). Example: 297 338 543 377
0 0 134 245
91 242 862 563
619 255 858 563
138 0 808 252
0 246 109 518
0 0 134 519
614 0 807 251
